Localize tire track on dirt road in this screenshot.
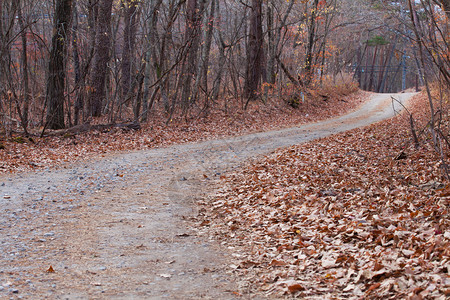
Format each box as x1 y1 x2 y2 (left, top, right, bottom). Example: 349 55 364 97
0 93 415 299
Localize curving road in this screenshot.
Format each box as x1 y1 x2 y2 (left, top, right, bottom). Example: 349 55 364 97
0 92 416 299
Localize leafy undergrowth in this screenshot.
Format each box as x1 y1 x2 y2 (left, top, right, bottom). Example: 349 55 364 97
199 92 449 299
0 90 368 174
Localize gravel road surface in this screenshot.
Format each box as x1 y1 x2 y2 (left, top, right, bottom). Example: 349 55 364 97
0 93 415 299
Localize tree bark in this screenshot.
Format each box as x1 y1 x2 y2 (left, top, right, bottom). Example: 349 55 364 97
368 46 378 91
378 34 398 93
17 0 30 133
193 0 215 106
88 0 113 117
304 0 320 86
244 0 263 103
45 0 73 129
72 1 83 125
266 3 275 85
121 0 138 101
180 0 205 112
211 0 226 102
142 0 163 121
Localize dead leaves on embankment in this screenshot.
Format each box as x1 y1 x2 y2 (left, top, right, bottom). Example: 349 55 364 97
0 91 367 174
200 93 449 299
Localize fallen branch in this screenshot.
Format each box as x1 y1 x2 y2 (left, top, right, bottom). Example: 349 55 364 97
43 121 141 137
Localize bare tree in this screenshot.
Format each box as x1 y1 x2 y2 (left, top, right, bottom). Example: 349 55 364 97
179 0 205 113
88 0 113 117
244 0 263 104
17 0 30 133
45 0 73 129
304 0 319 86
121 0 138 100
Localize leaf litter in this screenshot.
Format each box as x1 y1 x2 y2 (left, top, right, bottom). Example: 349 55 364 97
0 91 368 174
199 92 449 299
2 90 447 298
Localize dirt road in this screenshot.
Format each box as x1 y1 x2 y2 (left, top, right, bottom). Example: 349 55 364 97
0 93 415 299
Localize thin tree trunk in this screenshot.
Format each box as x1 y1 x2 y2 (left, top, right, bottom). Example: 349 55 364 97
244 0 263 104
363 45 371 90
133 63 146 122
45 0 73 130
376 46 386 92
193 0 215 107
368 45 378 91
72 1 83 125
142 0 163 121
355 46 362 86
0 1 3 99
180 0 205 113
266 3 275 85
17 0 29 133
304 0 320 86
378 34 398 93
121 0 138 101
88 0 113 117
211 0 226 102
409 0 436 127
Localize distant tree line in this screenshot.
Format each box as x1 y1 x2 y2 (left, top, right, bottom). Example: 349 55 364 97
0 0 448 132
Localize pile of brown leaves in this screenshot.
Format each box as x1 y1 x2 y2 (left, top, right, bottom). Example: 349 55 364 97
200 92 449 299
0 90 368 174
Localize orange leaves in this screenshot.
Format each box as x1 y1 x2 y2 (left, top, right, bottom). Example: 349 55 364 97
201 93 449 298
287 283 305 293
269 259 286 267
0 90 368 175
46 265 55 273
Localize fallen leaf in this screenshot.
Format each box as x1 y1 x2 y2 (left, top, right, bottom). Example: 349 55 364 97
321 254 337 268
288 284 305 293
270 259 286 266
367 282 381 292
46 265 55 273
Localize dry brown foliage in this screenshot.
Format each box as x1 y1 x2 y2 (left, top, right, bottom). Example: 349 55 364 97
199 92 449 298
0 91 368 174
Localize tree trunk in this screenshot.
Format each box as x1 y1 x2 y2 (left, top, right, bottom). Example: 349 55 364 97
45 0 73 130
180 0 205 112
121 0 138 101
88 0 113 117
269 0 296 90
368 46 378 91
244 0 263 103
193 0 215 106
211 0 226 102
304 0 320 86
355 47 362 86
142 0 163 121
266 3 275 85
376 46 386 92
17 0 29 133
378 34 398 93
72 1 83 125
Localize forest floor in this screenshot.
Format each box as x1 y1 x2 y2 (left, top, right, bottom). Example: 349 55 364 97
0 91 448 299
203 91 450 299
0 89 369 174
